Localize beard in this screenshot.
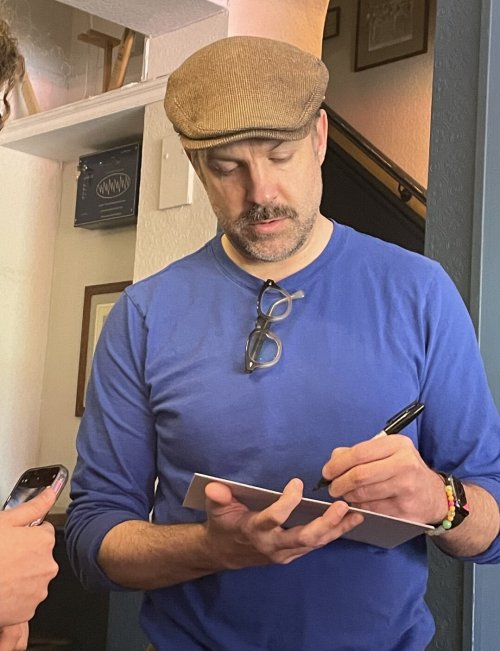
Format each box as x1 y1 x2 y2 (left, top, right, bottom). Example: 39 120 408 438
216 202 317 263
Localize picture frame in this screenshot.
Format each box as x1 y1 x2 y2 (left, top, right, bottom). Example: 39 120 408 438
354 0 430 72
323 5 340 40
75 280 131 417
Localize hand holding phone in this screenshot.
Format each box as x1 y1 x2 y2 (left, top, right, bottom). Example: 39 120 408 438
0 466 67 628
2 465 68 526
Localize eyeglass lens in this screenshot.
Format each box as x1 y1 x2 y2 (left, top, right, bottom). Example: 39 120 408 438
245 280 304 372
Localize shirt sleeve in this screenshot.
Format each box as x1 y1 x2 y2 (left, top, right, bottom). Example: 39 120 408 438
65 290 156 591
418 265 500 563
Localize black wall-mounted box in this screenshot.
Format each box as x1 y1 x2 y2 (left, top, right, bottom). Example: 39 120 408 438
74 142 141 229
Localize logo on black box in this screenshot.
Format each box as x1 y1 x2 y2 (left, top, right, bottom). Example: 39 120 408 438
96 172 131 199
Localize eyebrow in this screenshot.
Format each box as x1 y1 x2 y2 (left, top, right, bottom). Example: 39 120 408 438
206 140 291 162
206 151 239 163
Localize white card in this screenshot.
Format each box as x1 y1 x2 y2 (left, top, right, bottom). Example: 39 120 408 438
183 473 434 549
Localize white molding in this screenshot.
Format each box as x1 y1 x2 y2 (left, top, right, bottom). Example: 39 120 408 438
0 76 168 161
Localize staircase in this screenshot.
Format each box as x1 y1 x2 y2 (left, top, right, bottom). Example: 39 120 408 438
321 105 426 255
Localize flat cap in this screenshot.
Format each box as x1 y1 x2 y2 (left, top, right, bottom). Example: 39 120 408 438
164 36 329 150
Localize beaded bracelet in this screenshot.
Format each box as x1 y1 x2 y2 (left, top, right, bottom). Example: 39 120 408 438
427 472 469 537
441 483 456 530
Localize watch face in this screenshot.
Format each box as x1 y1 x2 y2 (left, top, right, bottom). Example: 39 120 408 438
449 476 469 527
450 476 467 506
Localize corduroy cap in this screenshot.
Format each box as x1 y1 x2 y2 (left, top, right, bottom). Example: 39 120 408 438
164 36 329 150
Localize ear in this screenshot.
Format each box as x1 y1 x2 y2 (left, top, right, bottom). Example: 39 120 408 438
314 109 328 165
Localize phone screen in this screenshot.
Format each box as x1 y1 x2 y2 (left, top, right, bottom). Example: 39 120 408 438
2 465 69 512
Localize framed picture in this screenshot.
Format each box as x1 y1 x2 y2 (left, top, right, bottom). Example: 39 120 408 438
75 280 131 417
355 0 430 71
323 5 340 39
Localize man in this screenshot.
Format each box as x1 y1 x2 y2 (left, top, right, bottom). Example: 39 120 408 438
66 36 500 650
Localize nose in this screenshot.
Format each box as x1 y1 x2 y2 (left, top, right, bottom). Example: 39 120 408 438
246 164 277 205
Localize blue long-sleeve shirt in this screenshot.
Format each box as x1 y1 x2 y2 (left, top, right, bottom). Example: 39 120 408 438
66 223 500 650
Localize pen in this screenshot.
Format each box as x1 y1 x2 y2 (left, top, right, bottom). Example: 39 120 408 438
312 400 425 491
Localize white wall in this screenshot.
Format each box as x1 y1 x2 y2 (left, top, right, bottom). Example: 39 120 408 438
1 0 139 506
146 11 227 80
134 12 227 280
226 0 329 57
133 102 217 281
0 148 61 498
0 5 227 508
30 11 227 504
0 150 135 507
36 162 136 507
322 0 436 187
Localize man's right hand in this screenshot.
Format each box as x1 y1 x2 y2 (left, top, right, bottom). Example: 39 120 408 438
203 478 364 569
0 489 59 628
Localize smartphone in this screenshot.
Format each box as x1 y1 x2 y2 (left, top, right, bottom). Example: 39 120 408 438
2 464 69 525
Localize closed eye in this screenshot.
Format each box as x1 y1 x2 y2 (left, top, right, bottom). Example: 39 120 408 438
269 154 293 164
209 164 238 177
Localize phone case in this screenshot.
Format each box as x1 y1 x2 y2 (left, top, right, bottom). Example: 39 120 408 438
2 464 69 524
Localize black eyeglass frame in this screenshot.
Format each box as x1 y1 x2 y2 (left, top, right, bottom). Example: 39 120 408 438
245 279 305 373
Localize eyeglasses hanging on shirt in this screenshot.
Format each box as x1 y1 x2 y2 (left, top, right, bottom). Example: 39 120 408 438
245 279 305 373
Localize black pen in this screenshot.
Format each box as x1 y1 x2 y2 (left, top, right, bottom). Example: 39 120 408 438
312 400 425 491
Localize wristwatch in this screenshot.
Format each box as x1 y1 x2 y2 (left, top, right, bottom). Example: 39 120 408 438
427 472 470 536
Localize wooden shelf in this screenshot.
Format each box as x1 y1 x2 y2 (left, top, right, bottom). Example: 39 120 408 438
0 76 167 161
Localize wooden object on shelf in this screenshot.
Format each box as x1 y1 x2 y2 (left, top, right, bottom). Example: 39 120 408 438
107 28 136 91
77 29 121 92
18 57 40 115
21 74 40 114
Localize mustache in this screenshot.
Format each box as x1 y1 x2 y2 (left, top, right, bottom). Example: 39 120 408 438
239 203 298 225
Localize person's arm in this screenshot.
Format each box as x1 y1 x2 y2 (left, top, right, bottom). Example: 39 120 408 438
0 489 58 628
98 478 363 590
431 482 499 557
319 264 497 562
322 435 499 558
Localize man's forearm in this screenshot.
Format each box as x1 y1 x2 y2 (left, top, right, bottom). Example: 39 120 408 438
96 480 359 590
432 483 499 557
98 520 223 589
96 483 498 590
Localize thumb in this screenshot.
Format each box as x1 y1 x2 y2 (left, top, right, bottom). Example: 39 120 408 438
205 482 250 520
3 488 57 526
204 481 234 507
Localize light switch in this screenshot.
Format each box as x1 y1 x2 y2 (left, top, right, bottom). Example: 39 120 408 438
159 133 194 209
